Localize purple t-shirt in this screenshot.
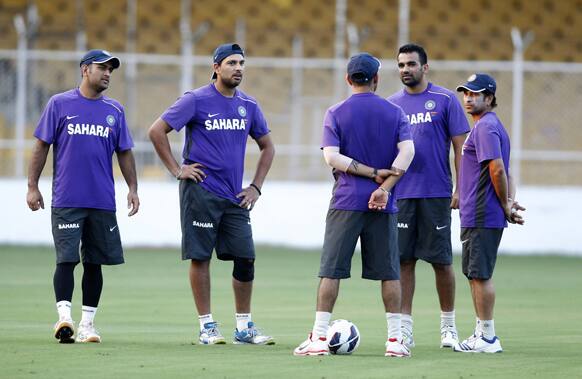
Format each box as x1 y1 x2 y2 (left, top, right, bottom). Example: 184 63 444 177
387 83 470 199
322 92 412 213
459 112 511 228
161 84 270 203
34 88 134 211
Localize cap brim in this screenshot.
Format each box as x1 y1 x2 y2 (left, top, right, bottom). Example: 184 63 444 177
456 84 486 93
93 56 121 69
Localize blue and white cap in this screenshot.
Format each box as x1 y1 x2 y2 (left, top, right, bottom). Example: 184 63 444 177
456 73 496 94
211 43 245 80
347 53 381 84
80 49 120 69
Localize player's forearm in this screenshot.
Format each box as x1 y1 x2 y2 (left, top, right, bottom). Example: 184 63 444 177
27 139 50 189
345 160 378 179
489 159 509 208
117 150 138 192
379 166 405 192
508 173 517 200
451 135 466 191
251 139 275 189
148 119 180 177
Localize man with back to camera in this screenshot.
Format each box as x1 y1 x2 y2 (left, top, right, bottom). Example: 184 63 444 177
453 73 525 353
387 43 470 349
26 49 140 344
293 53 415 357
148 43 276 345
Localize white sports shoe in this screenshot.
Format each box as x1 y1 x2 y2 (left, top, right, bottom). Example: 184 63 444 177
401 327 415 349
76 322 101 343
453 333 502 353
233 322 275 345
199 322 226 345
385 338 411 358
54 317 75 344
440 325 459 348
293 333 329 356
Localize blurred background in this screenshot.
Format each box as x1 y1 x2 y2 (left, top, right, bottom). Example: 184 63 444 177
1 0 581 252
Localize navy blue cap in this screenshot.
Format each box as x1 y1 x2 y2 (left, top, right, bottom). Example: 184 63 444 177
347 53 381 83
456 73 496 94
211 43 244 80
80 49 120 69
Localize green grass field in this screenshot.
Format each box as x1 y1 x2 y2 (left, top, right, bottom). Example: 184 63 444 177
1 245 581 379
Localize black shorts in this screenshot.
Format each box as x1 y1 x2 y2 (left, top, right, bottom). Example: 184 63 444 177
319 209 400 281
51 207 124 265
397 198 452 265
180 180 254 261
461 227 504 280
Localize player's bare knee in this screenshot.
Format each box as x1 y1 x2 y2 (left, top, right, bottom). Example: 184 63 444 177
232 258 254 282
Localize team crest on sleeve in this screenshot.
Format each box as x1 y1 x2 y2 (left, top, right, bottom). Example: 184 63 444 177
424 100 436 110
238 106 247 117
106 115 115 126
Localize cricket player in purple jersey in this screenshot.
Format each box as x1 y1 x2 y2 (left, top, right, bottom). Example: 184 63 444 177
387 44 470 349
26 49 140 344
294 53 415 358
148 43 275 346
453 73 525 353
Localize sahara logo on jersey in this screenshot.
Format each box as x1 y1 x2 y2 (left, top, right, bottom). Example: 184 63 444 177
406 112 433 126
67 123 110 138
204 118 247 131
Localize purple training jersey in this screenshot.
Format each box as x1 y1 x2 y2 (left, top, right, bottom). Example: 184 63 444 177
387 83 470 199
161 84 270 203
322 92 412 213
34 88 134 211
459 112 511 228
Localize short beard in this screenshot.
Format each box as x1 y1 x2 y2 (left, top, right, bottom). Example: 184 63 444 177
401 76 421 88
219 76 241 89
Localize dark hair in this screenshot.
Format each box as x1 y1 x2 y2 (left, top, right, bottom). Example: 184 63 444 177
484 90 497 109
398 43 428 65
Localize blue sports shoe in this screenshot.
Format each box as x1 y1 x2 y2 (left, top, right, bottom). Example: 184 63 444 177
199 322 226 344
233 322 275 345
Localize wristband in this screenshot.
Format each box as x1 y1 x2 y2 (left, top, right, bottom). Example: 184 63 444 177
379 187 389 194
372 168 378 178
250 183 262 196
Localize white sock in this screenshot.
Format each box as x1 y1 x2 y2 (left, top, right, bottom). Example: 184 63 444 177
199 314 214 330
401 313 413 334
235 313 251 331
80 305 97 325
312 311 331 338
481 319 495 339
440 310 456 329
386 312 402 340
56 301 72 320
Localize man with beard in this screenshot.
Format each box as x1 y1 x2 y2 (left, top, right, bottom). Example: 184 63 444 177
387 44 470 349
148 43 275 345
27 49 140 344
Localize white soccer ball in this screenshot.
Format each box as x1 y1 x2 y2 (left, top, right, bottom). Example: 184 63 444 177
327 319 361 355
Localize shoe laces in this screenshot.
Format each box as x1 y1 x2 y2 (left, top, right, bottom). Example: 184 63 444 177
202 322 222 337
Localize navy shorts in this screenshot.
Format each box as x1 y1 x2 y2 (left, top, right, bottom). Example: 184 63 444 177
397 198 453 265
179 180 254 261
51 207 124 265
319 209 400 281
461 227 504 280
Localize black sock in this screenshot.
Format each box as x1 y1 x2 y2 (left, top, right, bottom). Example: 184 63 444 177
82 263 103 307
53 262 77 302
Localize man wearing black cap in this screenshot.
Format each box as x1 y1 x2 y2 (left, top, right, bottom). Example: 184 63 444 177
453 73 525 353
294 53 415 357
148 43 275 345
27 49 139 343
